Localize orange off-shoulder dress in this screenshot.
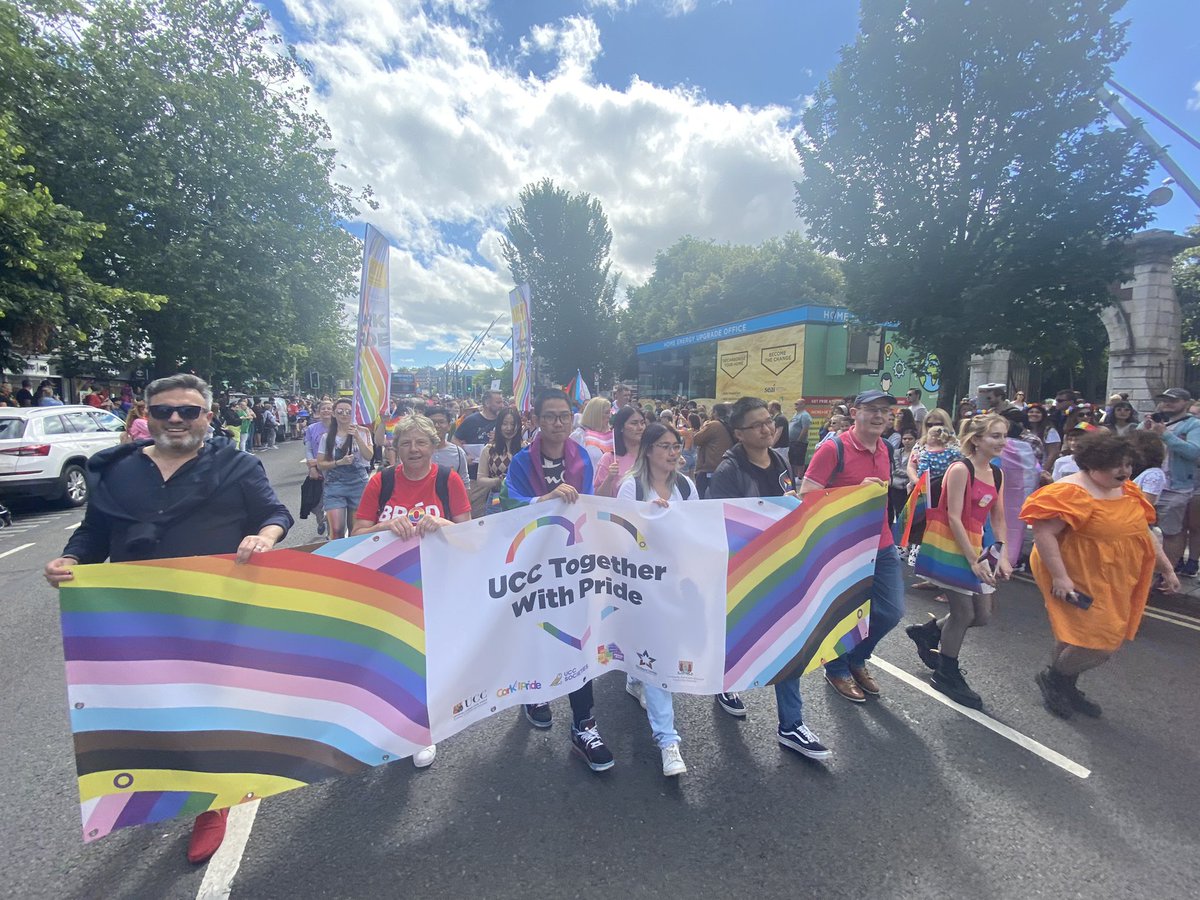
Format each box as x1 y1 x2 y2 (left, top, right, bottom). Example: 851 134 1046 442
1019 481 1157 651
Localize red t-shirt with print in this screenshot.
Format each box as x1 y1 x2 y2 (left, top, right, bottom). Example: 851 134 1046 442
805 429 893 549
355 463 470 524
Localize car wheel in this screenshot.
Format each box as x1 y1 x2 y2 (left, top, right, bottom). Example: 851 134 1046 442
60 464 88 507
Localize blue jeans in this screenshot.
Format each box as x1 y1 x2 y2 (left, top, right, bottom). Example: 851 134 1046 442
628 676 679 748
774 543 906 727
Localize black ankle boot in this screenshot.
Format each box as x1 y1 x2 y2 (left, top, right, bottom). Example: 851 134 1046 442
1035 667 1074 719
930 654 983 710
905 614 942 671
1062 674 1102 718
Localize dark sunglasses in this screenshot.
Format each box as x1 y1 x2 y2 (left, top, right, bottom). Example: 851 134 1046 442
148 404 204 421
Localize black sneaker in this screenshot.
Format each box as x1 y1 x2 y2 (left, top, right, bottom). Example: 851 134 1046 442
571 717 615 771
1183 559 1199 578
716 692 747 718
930 663 983 710
1035 669 1074 719
524 702 552 729
777 722 832 760
905 615 942 671
1061 675 1102 718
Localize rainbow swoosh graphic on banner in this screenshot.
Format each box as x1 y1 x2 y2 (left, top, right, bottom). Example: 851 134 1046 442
505 515 586 562
62 541 428 843
595 511 648 549
722 485 884 690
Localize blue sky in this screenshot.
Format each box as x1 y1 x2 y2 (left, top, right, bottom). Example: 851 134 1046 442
263 0 1200 371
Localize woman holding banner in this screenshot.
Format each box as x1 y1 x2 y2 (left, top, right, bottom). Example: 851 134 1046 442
617 422 697 777
353 414 471 768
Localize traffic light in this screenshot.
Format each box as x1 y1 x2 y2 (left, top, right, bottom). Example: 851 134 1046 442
307 371 320 391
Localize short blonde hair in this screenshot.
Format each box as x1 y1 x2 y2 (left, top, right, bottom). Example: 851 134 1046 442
580 397 612 431
924 425 954 447
391 414 439 446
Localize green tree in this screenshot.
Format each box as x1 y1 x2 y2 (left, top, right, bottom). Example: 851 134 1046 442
0 114 162 370
1175 225 1200 369
621 232 844 346
501 178 619 386
2 0 365 384
794 0 1153 403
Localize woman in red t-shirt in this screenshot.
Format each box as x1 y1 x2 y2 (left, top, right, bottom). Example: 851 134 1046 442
351 414 470 769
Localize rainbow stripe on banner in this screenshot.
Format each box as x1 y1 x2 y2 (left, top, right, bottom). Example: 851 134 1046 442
913 510 981 594
353 224 391 427
62 544 428 843
509 283 533 413
893 470 928 547
722 484 884 690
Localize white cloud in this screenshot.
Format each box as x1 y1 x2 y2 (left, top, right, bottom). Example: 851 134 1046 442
286 1 806 365
1188 80 1200 112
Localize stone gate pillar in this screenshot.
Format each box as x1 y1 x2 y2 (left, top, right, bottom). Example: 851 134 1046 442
1103 229 1199 413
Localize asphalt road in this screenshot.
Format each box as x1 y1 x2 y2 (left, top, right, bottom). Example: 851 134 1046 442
2 442 1199 899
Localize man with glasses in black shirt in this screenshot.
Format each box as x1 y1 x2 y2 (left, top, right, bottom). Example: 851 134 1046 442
44 373 293 866
501 389 615 773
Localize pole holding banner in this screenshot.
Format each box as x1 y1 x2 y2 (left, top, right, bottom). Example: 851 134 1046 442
509 283 533 412
353 225 391 426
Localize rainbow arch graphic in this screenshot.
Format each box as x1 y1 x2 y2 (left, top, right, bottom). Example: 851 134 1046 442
505 515 586 563
539 622 592 650
595 511 648 549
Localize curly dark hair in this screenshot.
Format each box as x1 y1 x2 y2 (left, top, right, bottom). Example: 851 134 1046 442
1072 431 1134 472
1126 429 1165 475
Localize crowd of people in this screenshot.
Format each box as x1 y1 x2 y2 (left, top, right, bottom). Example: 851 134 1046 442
36 371 1193 867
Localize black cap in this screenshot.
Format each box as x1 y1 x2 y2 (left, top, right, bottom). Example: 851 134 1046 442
1156 388 1193 401
853 389 895 407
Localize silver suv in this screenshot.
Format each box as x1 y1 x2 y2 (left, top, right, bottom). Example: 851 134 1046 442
0 406 126 506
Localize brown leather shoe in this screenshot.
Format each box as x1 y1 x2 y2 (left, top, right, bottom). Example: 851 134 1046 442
851 665 881 696
824 672 866 703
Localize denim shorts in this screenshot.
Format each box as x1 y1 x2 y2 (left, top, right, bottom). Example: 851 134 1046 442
322 473 369 511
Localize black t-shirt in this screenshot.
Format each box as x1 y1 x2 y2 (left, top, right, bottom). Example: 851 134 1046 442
748 459 784 497
541 455 565 490
773 414 789 449
456 411 498 445
15 388 33 407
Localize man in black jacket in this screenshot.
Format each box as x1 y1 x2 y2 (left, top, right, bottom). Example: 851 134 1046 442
44 373 293 865
706 397 832 761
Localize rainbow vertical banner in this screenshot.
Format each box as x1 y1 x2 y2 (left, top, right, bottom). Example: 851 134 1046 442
353 225 391 427
509 283 533 412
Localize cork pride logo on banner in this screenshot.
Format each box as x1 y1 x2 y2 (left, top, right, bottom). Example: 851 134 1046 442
58 485 883 843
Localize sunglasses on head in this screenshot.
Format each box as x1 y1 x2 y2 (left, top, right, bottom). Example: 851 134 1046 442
148 404 204 421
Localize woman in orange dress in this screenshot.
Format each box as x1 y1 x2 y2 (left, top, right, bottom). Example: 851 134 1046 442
1020 432 1179 719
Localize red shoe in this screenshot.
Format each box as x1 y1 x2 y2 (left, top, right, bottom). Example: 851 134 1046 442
187 808 229 864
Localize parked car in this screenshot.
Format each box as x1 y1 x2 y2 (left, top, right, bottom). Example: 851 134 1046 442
0 406 126 507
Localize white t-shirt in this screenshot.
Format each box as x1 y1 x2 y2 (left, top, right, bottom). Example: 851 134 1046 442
1044 427 1062 444
1052 454 1079 481
616 474 697 503
1134 467 1167 499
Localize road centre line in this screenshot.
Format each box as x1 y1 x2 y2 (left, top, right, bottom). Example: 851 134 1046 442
64 522 80 530
0 542 36 559
1143 609 1200 632
873 657 1092 779
196 800 260 900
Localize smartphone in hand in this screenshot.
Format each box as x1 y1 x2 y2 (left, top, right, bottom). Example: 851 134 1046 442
1064 590 1093 610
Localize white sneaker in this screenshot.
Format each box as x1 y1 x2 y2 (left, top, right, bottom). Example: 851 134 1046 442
661 743 687 777
625 678 647 710
413 744 437 768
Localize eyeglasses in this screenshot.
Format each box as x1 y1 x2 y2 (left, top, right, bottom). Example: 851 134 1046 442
735 420 774 432
148 404 204 421
334 407 352 415
539 413 573 424
653 442 683 452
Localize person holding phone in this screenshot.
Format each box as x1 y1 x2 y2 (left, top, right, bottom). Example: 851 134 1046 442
1020 431 1180 719
905 414 1012 709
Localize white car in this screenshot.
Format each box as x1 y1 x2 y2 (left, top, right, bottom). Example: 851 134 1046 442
0 405 126 507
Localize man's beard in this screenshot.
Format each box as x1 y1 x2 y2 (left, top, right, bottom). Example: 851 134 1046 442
154 429 204 454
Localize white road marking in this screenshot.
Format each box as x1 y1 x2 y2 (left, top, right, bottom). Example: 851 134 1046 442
1144 609 1200 632
873 657 1092 779
64 522 81 530
0 542 36 559
196 800 260 900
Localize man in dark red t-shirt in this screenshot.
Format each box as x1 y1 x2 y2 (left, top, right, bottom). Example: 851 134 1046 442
800 389 905 704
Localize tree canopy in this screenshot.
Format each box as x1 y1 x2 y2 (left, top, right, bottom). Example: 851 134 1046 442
794 0 1153 397
1175 225 1200 370
501 178 619 387
620 232 844 353
0 0 364 385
